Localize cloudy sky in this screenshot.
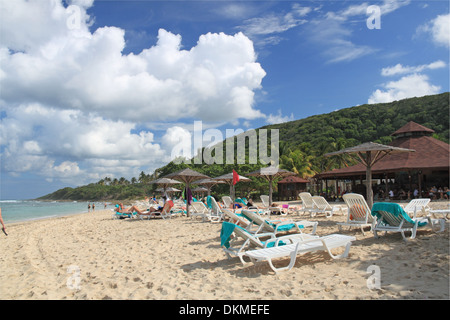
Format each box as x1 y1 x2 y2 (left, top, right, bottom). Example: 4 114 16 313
0 0 449 199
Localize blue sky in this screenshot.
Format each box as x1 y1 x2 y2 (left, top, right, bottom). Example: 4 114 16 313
0 0 449 199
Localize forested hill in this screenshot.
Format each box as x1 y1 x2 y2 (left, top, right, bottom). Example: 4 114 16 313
38 92 449 201
267 92 449 151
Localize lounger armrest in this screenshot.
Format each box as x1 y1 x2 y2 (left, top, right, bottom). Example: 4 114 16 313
277 233 318 244
263 234 313 247
253 232 275 239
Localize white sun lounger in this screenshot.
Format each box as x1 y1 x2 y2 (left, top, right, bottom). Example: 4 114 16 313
245 234 356 273
221 221 319 265
402 198 430 219
311 196 337 218
260 195 285 215
337 193 375 235
222 196 234 210
241 209 318 235
206 196 225 223
298 192 317 216
371 202 445 241
190 201 210 221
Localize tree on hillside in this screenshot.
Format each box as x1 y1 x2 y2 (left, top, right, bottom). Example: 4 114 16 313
280 149 316 178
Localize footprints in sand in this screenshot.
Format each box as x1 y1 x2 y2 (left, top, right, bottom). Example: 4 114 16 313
1 209 448 299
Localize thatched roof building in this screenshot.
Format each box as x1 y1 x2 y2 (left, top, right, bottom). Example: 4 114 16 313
317 121 449 197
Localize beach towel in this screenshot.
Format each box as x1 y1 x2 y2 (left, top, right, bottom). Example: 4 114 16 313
349 203 365 220
206 195 213 209
264 220 304 232
220 221 236 248
371 202 428 227
220 221 286 249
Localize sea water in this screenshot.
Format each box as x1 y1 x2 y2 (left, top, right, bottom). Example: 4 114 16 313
0 200 110 224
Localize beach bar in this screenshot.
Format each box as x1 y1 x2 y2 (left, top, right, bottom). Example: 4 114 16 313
317 122 450 200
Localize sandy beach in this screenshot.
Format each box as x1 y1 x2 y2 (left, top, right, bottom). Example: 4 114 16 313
0 201 448 300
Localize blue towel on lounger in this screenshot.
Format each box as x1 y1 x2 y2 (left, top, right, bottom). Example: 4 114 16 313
220 221 286 249
206 195 213 209
264 220 304 232
371 202 428 227
220 221 237 248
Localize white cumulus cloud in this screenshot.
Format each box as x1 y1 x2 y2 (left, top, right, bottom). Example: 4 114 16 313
381 60 446 76
265 109 294 125
368 73 441 104
0 0 268 186
417 13 450 48
0 103 167 184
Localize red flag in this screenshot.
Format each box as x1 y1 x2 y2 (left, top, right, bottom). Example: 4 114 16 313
232 169 240 185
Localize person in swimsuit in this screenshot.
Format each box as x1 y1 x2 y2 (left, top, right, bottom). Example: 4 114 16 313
0 208 7 236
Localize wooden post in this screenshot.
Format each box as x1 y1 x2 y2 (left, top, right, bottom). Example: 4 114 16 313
366 151 373 209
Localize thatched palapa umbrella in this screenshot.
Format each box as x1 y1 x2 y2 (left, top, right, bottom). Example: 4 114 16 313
325 142 414 208
192 178 225 196
213 170 250 201
247 166 295 206
156 187 181 194
192 186 208 198
149 177 182 198
164 168 210 217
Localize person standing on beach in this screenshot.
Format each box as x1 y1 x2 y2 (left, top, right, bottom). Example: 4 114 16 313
0 208 7 236
92 203 95 211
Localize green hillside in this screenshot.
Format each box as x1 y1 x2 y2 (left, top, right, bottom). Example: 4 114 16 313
38 92 449 201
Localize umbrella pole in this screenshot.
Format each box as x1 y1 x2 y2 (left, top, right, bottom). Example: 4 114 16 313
269 176 273 206
186 181 190 217
366 152 373 209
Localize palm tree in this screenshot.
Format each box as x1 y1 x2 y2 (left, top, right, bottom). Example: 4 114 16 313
280 149 316 178
138 171 151 184
104 176 112 186
326 139 358 170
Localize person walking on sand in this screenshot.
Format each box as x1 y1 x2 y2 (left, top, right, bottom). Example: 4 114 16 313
0 208 7 236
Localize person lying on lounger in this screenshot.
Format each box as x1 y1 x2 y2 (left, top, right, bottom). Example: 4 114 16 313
115 203 146 214
233 198 261 210
137 201 174 217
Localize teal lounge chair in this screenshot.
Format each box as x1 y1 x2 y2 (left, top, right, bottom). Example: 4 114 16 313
111 207 137 220
371 202 445 241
